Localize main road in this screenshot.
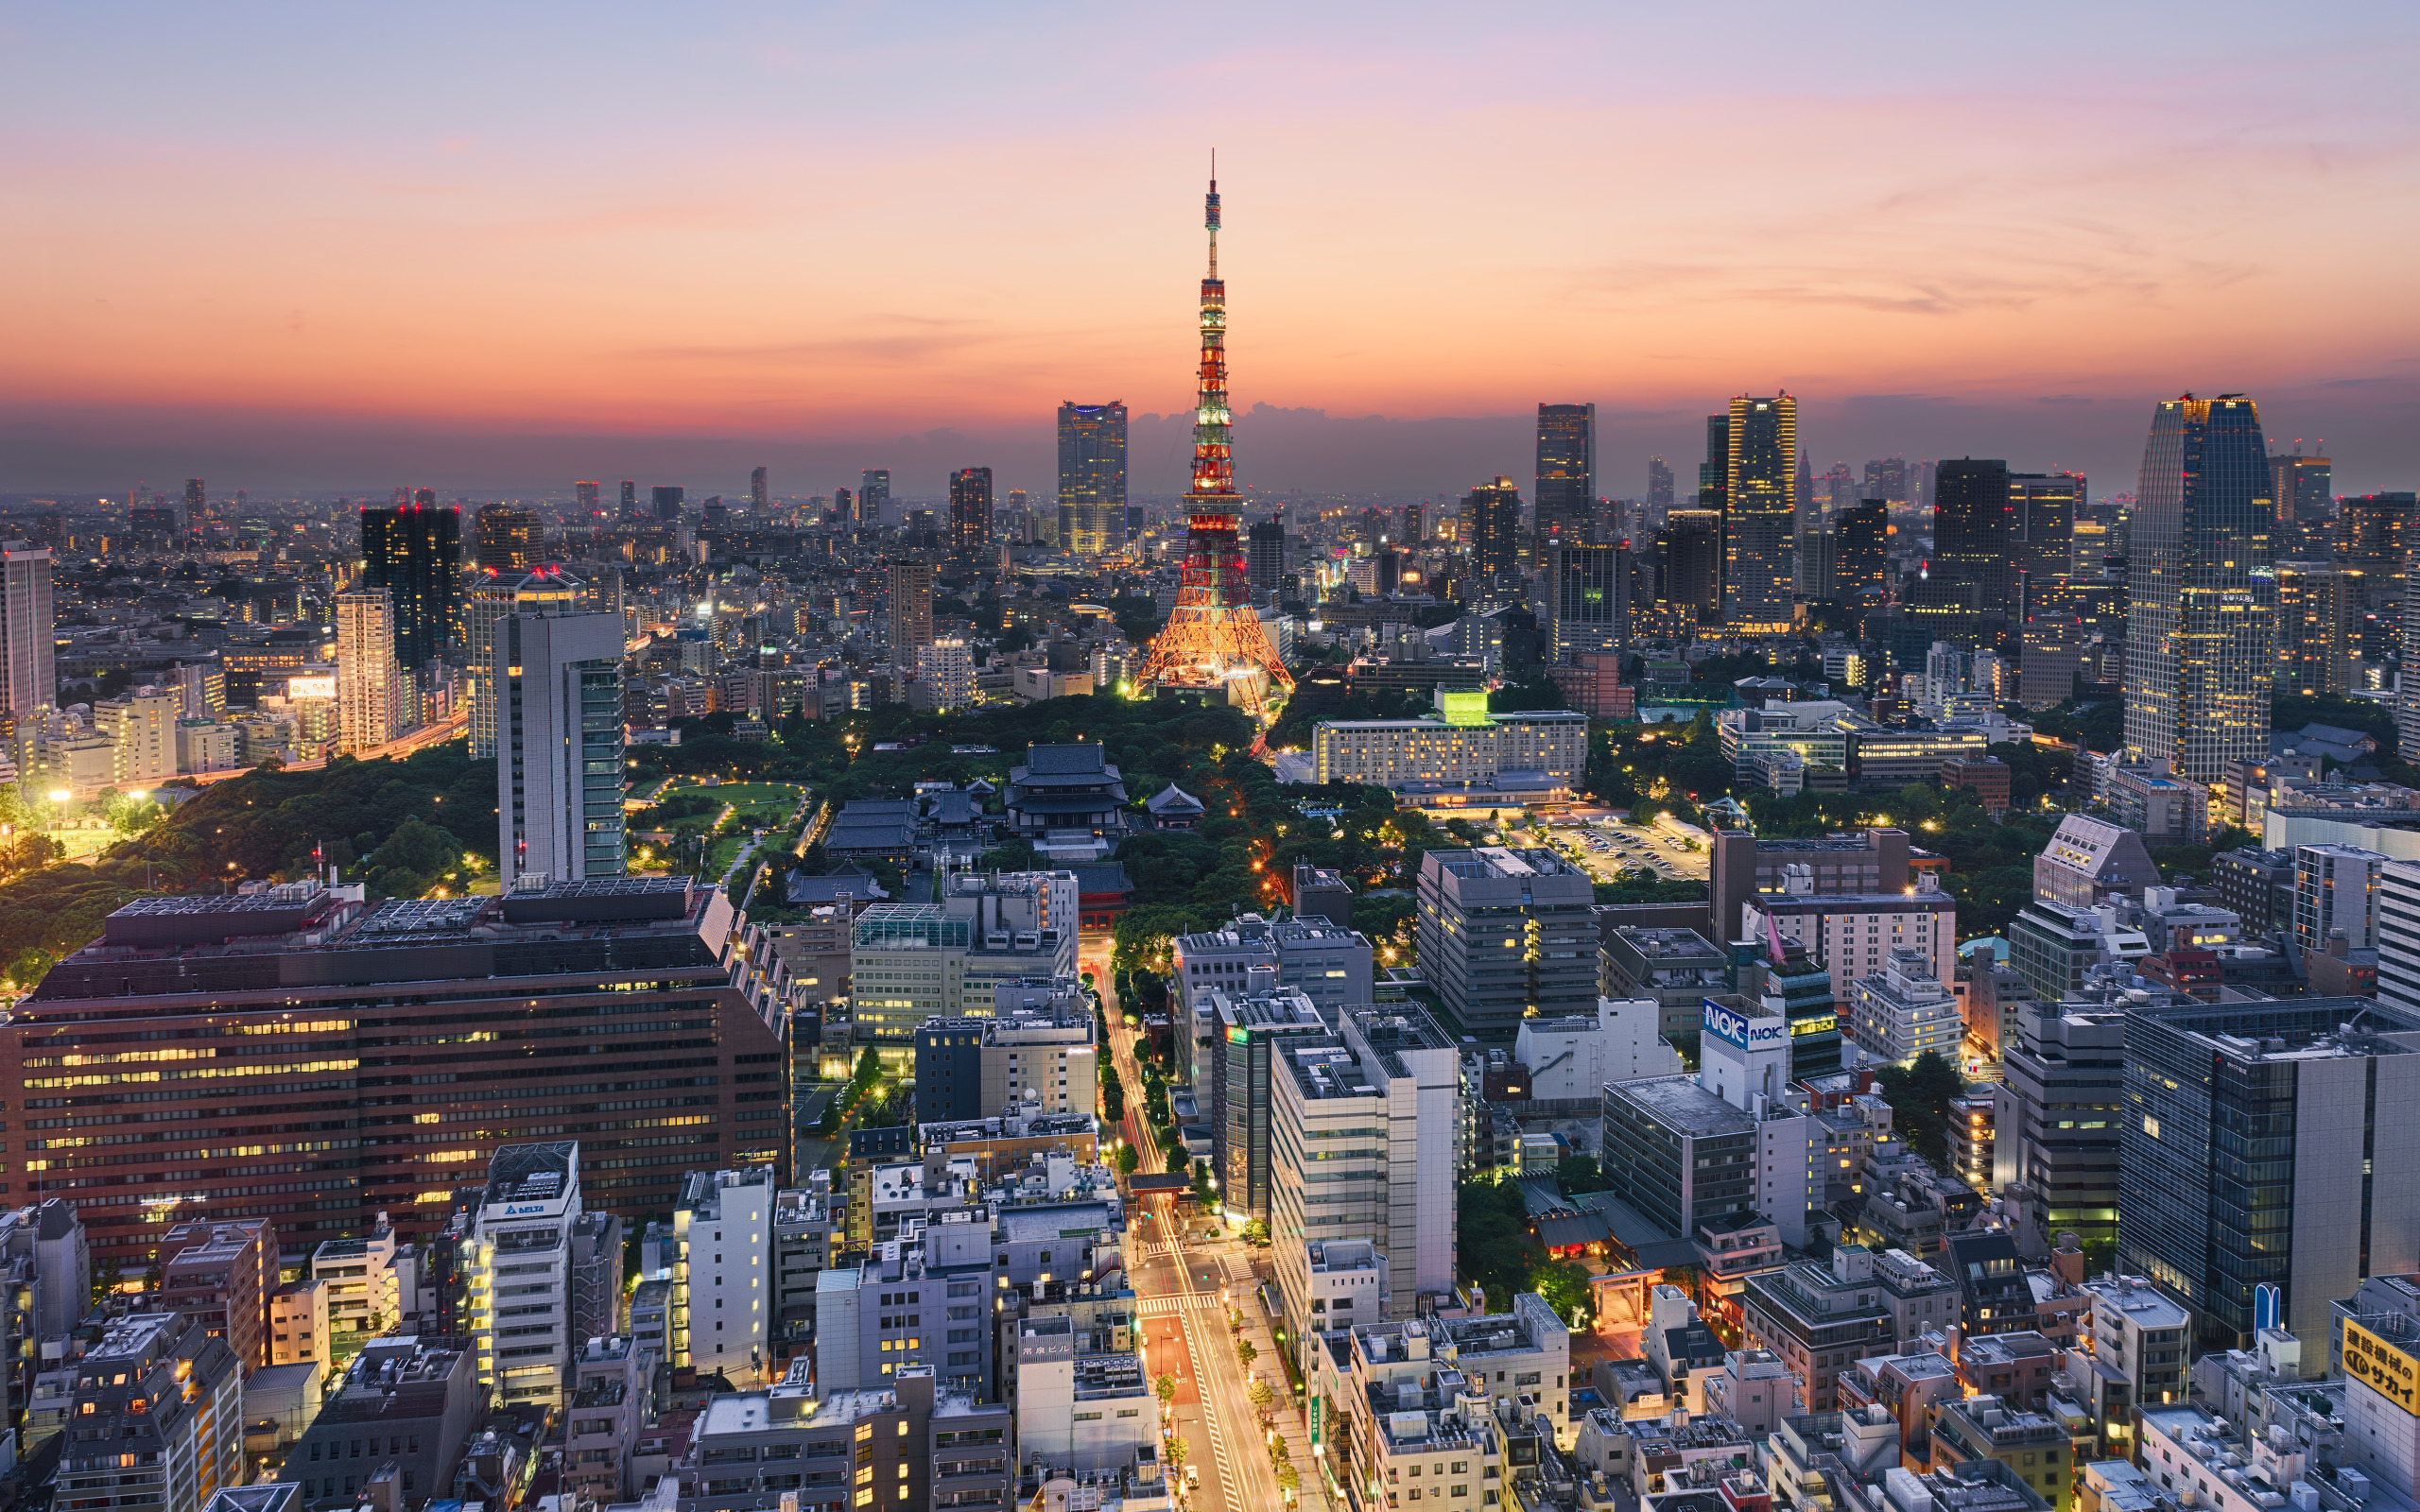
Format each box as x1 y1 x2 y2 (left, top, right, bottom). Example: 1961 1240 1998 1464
1080 931 1309 1512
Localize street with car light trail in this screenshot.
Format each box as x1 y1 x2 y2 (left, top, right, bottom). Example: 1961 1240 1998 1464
1083 931 1319 1512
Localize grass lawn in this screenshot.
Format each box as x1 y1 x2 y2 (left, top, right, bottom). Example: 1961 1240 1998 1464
666 781 805 807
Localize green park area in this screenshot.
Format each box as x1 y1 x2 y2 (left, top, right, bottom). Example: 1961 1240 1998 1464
628 780 807 877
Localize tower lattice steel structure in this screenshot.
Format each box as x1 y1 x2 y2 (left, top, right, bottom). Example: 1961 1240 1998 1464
1135 166 1295 738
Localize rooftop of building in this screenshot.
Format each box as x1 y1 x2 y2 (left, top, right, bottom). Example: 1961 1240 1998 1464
2080 1276 2191 1329
1610 926 1726 958
1745 889 1955 912
1306 1239 1383 1273
2133 997 2420 1062
32 875 717 1002
1604 1074 1757 1138
1433 845 1587 881
483 1142 578 1210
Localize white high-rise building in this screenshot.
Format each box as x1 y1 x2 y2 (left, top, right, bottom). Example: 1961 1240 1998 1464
916 637 977 712
0 542 53 722
642 1167 777 1385
93 688 178 786
495 573 626 890
2379 861 2420 1020
2294 843 2386 952
1270 1006 1459 1375
454 1143 584 1409
335 589 399 753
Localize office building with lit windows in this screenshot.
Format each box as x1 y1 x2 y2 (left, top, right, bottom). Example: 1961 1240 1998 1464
3 875 788 1277
1547 542 1629 661
1723 395 1798 630
1056 402 1129 556
2118 997 2420 1358
1461 476 1522 597
1535 402 1596 563
947 466 993 561
2123 395 2276 782
1414 847 1598 1034
496 582 626 891
360 504 462 665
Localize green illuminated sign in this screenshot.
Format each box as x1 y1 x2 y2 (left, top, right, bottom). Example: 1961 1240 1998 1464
1437 691 1493 727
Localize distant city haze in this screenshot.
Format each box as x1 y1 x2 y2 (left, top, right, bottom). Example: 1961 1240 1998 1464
8 5 2419 496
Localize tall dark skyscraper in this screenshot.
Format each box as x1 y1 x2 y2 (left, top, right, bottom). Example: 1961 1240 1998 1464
619 480 636 516
1658 509 1722 625
2123 395 2274 782
1794 450 1814 527
1863 456 1908 504
948 466 994 560
1056 402 1130 556
859 469 891 528
1648 455 1674 517
750 466 769 511
475 502 537 575
2272 449 2332 525
1534 403 1595 564
360 504 463 666
650 486 684 522
1698 417 1728 513
183 478 206 527
1933 458 2015 619
575 481 600 512
1547 543 1628 661
412 488 437 508
1248 517 1287 604
833 488 853 527
2011 472 2083 618
1722 394 1797 631
1462 476 1522 596
1835 501 1889 604
1401 501 1425 543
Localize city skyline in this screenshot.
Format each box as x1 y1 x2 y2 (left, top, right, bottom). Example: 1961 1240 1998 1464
9 6 2420 496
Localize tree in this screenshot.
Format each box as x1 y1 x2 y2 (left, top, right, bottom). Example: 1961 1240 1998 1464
1249 1379 1275 1413
1101 1063 1125 1124
1115 1143 1141 1177
1155 1373 1179 1407
1275 1462 1301 1493
1457 1177 1540 1309
1555 1154 1609 1198
1530 1258 1594 1325
1874 1049 1966 1169
1241 1218 1270 1247
1168 1435 1189 1468
1236 1337 1257 1368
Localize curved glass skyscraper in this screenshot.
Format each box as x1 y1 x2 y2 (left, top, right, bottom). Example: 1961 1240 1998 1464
2123 395 2274 782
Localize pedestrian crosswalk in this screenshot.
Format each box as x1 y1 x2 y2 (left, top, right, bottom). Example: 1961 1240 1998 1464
1136 1293 1227 1316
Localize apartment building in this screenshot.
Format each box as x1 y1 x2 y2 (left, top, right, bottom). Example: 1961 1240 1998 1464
446 1142 621 1409
1207 984 1333 1222
1311 707 1588 789
1740 885 1958 1002
678 1361 1015 1512
643 1166 777 1384
565 1334 659 1503
1738 1246 1898 1411
1270 1008 1460 1367
850 870 1079 1043
1416 847 1599 1035
913 985 1098 1123
1843 949 1965 1067
57 1313 245 1512
1172 912 1376 1028
159 1217 278 1372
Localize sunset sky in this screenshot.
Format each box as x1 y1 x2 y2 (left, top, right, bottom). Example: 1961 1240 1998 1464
7 2 2420 501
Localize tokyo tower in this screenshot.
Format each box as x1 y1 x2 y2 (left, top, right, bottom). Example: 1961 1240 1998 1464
1134 164 1295 738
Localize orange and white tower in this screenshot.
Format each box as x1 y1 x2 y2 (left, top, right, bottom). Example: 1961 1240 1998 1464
1134 164 1295 736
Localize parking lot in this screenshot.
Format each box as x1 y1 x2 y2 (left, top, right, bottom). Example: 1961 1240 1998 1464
1535 814 1710 884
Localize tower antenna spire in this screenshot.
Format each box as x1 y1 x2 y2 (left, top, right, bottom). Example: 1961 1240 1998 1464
1136 160 1293 745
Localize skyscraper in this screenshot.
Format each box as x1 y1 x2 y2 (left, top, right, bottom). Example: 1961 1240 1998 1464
2271 448 2331 525
475 502 538 575
750 466 769 511
948 466 994 560
1656 510 1722 627
1933 458 2015 619
1722 394 1797 631
1401 501 1424 543
1535 403 1596 564
1835 501 1889 605
1698 417 1728 512
463 572 516 760
335 589 400 753
2123 395 2275 782
650 486 684 522
1461 477 1522 596
859 469 891 527
833 488 853 528
183 478 206 527
889 560 934 664
575 481 601 512
0 542 56 724
495 572 626 891
1056 402 1130 557
1248 517 1287 604
1547 543 1628 661
619 480 636 516
1648 455 1674 517
2010 472 2083 619
1863 457 1908 504
360 504 462 666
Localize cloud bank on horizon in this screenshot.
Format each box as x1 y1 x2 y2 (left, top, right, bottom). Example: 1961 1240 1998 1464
6 1 2419 497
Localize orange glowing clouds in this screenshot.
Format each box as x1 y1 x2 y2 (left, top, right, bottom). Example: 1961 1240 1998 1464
6 3 2420 475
